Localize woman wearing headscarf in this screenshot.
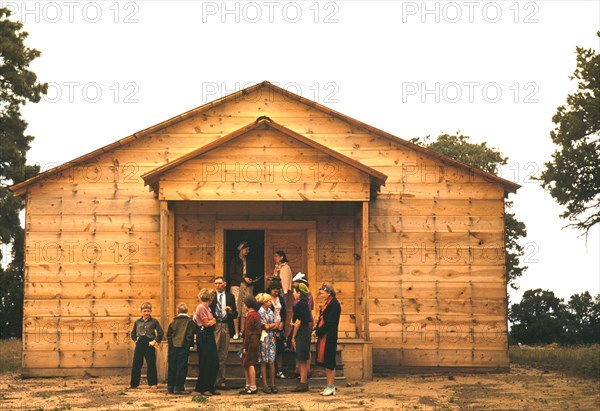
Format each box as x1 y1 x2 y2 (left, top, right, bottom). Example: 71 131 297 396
314 283 341 396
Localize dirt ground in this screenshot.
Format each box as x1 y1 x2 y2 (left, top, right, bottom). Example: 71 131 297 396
0 364 598 411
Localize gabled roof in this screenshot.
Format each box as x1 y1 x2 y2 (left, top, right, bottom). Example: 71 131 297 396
10 80 520 196
141 118 387 197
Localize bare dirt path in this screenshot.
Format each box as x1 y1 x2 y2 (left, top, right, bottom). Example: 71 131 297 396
1 364 598 410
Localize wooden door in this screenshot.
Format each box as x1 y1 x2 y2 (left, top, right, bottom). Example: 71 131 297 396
266 229 307 335
265 229 307 283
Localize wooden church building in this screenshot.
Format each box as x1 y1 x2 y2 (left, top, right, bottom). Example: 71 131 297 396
11 81 519 378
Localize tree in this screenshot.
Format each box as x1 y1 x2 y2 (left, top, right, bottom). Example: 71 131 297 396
0 8 47 337
538 32 600 235
410 133 528 288
508 289 567 344
564 291 600 344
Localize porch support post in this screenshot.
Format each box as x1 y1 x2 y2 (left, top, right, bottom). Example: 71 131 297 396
354 201 370 340
159 201 175 328
361 201 370 342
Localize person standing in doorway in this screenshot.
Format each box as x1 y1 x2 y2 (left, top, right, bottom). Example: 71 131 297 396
228 241 254 339
210 276 237 389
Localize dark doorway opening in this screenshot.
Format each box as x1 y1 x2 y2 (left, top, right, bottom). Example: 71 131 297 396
224 230 265 295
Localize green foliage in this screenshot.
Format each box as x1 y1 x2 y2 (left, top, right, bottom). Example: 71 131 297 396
0 7 46 338
539 32 600 235
410 133 528 288
509 289 567 344
509 288 600 345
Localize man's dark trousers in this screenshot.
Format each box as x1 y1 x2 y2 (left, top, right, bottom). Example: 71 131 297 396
167 346 189 391
130 336 158 387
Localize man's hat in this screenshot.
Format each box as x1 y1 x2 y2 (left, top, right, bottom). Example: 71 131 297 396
237 241 250 251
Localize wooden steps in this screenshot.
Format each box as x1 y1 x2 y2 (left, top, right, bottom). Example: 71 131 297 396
185 340 345 388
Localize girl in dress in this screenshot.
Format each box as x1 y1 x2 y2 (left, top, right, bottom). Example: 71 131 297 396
240 295 261 395
257 293 278 393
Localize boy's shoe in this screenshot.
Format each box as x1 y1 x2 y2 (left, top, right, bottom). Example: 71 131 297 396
173 387 187 394
320 386 336 396
262 385 271 394
167 386 174 394
276 370 286 379
149 385 158 390
270 385 278 394
233 333 240 339
291 383 309 392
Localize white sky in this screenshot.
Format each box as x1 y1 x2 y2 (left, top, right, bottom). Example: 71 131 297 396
5 0 599 304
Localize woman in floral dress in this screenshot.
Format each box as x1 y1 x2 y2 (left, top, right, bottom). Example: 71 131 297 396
257 293 278 394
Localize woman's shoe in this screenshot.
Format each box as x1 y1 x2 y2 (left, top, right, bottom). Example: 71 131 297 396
241 388 257 395
320 386 336 396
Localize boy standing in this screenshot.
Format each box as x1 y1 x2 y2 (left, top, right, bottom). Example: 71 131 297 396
130 302 164 389
167 303 196 394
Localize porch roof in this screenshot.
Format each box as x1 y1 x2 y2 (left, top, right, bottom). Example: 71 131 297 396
142 118 387 201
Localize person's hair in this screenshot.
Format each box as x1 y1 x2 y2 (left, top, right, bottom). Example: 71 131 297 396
214 276 225 283
244 295 259 310
198 288 214 302
274 250 288 263
256 293 271 305
265 283 281 295
176 302 188 313
293 284 309 300
319 283 336 298
140 302 152 311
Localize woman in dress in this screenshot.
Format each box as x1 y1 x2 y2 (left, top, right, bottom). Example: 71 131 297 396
257 293 278 393
290 272 314 376
266 281 286 379
314 283 341 396
240 295 261 395
291 283 312 392
194 288 220 396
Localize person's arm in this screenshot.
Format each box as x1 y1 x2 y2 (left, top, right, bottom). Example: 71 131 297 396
131 320 138 342
154 319 164 343
281 264 292 292
315 301 341 337
228 293 238 319
279 295 286 330
166 322 174 345
186 319 195 347
199 305 216 327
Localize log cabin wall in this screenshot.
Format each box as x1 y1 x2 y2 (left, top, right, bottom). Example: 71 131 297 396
18 83 510 375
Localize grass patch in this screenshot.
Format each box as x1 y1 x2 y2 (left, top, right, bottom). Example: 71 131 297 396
0 339 21 373
510 344 600 379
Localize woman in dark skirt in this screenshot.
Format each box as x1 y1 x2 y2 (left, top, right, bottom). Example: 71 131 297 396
314 283 341 396
194 288 220 396
291 283 312 392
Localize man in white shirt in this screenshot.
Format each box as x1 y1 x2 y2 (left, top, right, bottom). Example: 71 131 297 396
210 276 237 389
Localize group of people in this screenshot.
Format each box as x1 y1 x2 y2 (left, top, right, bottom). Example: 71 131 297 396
128 242 341 397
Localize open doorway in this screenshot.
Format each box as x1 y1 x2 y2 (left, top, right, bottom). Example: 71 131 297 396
224 230 265 294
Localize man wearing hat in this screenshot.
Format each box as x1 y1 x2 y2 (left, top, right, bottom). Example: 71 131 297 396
228 242 254 339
